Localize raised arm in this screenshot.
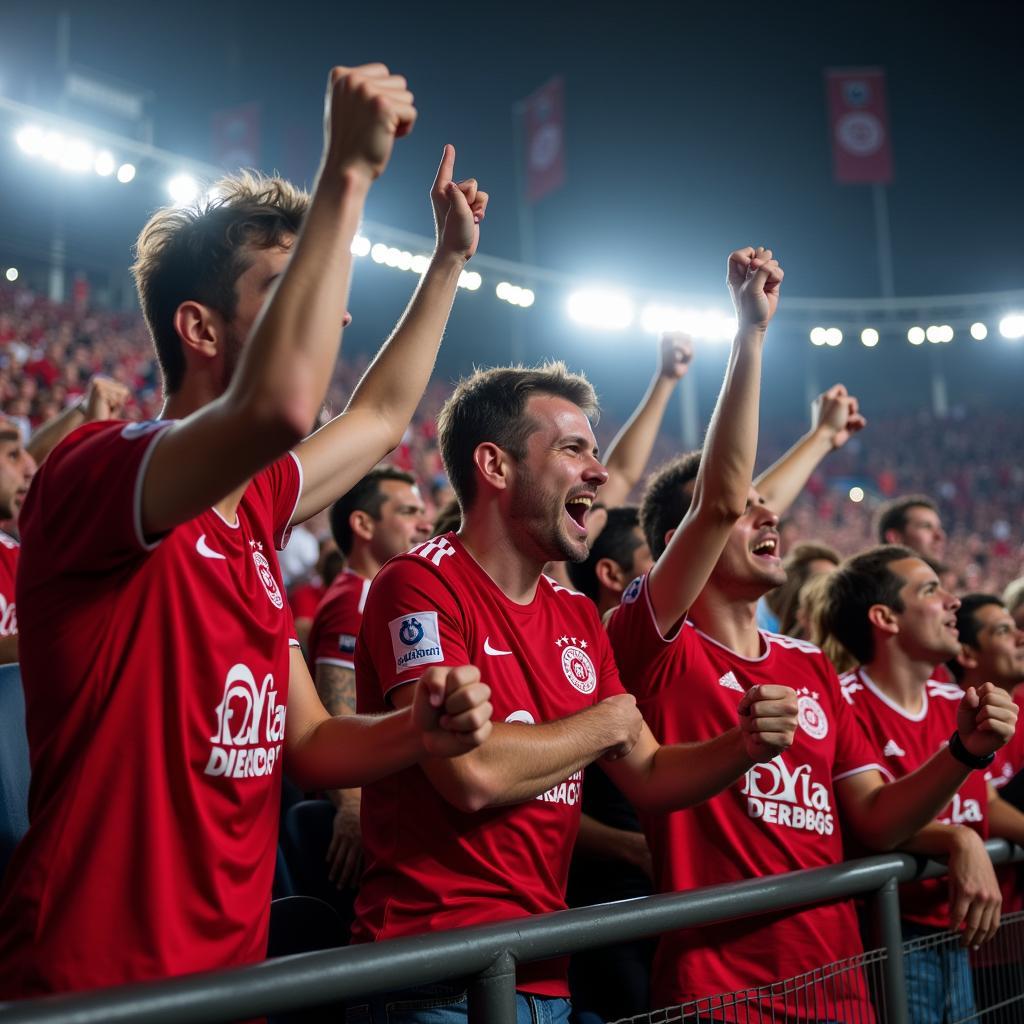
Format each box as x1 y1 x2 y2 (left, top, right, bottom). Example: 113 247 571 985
141 64 415 535
27 376 131 465
753 384 866 517
600 333 692 510
646 247 783 636
291 145 488 523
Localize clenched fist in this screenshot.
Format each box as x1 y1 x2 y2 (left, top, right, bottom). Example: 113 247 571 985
728 246 784 331
412 665 493 757
812 384 867 451
323 63 417 182
738 684 799 762
659 332 694 381
957 682 1018 759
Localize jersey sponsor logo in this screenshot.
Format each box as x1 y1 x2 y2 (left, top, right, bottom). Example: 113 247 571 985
556 635 596 694
742 756 835 836
505 710 536 724
938 793 983 825
484 636 512 656
390 611 444 671
205 663 286 780
839 674 863 705
719 671 744 693
622 576 643 605
797 687 829 740
337 633 357 655
536 768 583 807
249 539 283 609
196 533 227 561
926 680 964 702
411 537 456 567
120 420 166 439
0 592 15 637
883 739 907 758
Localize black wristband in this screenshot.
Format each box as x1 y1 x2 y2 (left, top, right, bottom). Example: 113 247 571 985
947 730 994 770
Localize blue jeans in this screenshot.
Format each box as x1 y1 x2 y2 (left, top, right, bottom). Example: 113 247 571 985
343 983 573 1024
902 921 978 1024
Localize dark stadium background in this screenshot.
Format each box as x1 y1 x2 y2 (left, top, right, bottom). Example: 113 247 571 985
0 0 1020 426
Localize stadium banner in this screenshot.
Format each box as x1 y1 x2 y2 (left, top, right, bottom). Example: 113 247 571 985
211 102 262 172
825 68 893 184
521 77 565 204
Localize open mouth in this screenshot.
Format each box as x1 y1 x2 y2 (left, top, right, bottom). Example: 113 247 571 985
751 535 780 561
564 494 593 535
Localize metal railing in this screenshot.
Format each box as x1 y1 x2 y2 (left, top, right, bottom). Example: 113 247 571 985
0 840 1021 1024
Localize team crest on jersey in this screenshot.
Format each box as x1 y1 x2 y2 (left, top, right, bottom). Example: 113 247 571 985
389 611 444 672
622 577 643 605
796 687 828 740
249 539 283 609
556 635 596 694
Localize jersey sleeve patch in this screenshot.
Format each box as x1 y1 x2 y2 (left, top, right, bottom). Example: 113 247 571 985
389 611 444 673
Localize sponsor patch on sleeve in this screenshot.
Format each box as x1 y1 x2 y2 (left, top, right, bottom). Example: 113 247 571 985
337 633 357 655
389 612 444 674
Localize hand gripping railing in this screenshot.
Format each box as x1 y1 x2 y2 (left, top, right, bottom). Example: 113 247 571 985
0 840 1021 1024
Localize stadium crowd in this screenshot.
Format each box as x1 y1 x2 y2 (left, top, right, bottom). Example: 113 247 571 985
0 61 1023 1024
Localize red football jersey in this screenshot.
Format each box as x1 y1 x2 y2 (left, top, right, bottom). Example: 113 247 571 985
289 581 326 621
0 420 301 997
988 688 1024 794
307 570 370 672
0 530 17 637
840 668 988 929
607 574 885 1021
351 533 625 996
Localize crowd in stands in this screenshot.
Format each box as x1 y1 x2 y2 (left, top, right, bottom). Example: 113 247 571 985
1 62 1023 1024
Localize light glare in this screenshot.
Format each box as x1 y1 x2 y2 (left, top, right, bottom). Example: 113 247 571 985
567 288 634 330
970 322 988 340
849 486 865 503
94 150 115 176
825 328 843 347
810 327 827 346
168 173 199 206
4 267 18 283
861 328 879 347
15 125 44 156
908 326 925 345
116 162 136 183
999 315 1024 340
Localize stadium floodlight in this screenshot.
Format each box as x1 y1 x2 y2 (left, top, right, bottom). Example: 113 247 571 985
116 162 136 183
350 235 371 257
15 125 45 156
861 328 879 347
410 254 430 274
93 150 116 177
567 288 634 330
810 327 827 346
926 325 941 343
167 173 199 206
496 282 536 309
940 324 953 343
849 486 865 503
970 322 988 340
640 304 734 340
61 137 94 173
4 267 18 283
907 326 925 345
370 242 388 264
458 270 482 291
825 328 843 347
999 314 1024 340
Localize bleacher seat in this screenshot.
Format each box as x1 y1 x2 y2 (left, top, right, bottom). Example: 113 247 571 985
0 663 29 879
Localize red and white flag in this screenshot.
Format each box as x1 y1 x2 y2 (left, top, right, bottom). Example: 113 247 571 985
211 102 262 172
825 68 893 184
521 77 565 204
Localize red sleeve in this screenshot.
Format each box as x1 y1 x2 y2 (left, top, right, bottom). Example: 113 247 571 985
828 663 893 783
593 622 627 700
23 419 172 575
605 573 685 699
289 584 323 621
262 451 302 550
311 586 363 670
355 555 468 707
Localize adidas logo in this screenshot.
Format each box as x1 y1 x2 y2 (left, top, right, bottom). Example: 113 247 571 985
718 671 744 693
883 740 906 758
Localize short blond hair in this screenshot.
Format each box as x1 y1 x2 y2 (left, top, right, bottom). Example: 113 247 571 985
132 171 309 395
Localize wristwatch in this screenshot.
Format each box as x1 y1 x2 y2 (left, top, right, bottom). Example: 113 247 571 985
947 731 994 770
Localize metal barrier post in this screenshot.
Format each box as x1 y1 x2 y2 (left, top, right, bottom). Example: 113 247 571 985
467 950 517 1024
870 877 909 1024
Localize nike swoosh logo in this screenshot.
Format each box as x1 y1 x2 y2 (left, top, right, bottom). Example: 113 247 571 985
196 533 227 560
484 637 512 656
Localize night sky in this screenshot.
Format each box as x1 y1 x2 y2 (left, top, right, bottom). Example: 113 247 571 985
0 1 1021 423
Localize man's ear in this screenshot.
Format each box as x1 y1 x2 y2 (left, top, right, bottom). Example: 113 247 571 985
349 509 375 543
662 526 676 552
173 300 223 361
882 528 902 546
595 557 628 595
955 644 980 673
867 603 900 638
473 442 513 494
